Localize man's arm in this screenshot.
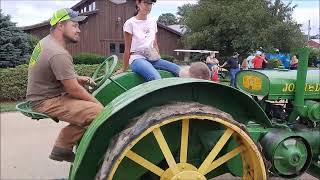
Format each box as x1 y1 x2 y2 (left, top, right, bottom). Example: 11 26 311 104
263 58 268 63
213 58 219 64
62 78 102 105
206 56 212 64
220 61 228 68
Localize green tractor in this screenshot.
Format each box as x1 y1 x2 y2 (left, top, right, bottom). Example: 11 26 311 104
17 48 319 180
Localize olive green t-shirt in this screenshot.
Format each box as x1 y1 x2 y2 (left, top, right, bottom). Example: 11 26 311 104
26 35 76 102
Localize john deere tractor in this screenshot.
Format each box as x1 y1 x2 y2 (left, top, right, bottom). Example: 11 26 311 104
17 48 319 180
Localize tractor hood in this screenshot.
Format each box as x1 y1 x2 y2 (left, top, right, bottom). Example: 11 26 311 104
236 69 320 100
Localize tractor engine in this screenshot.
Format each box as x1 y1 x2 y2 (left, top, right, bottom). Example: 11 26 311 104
236 48 320 179
264 100 290 121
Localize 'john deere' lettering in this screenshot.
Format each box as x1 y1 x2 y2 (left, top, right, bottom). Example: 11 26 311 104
283 83 320 92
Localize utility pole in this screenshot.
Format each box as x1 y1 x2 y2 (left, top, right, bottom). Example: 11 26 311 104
307 20 311 41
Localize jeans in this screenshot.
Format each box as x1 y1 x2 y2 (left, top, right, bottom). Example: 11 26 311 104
130 58 181 81
229 68 240 87
207 63 213 71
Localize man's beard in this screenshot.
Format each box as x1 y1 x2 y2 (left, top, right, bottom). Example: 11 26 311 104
63 33 78 44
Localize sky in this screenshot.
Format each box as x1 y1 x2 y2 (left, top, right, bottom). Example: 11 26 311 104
1 0 319 35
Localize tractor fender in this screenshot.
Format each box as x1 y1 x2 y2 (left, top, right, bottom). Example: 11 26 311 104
70 78 272 180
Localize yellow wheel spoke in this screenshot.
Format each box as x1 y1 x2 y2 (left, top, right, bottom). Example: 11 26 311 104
180 119 189 163
126 150 164 176
204 145 244 175
153 127 180 174
198 128 234 174
107 112 267 180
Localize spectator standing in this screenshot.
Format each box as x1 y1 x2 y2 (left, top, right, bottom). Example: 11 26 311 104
246 51 255 69
241 58 249 70
221 52 240 87
252 51 267 69
290 55 298 70
206 52 219 70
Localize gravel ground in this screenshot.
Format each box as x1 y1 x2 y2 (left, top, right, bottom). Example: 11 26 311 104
1 112 317 180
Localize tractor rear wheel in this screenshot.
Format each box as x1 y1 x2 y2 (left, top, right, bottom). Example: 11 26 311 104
96 102 267 180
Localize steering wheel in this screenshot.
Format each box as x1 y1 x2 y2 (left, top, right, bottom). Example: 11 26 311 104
91 55 118 89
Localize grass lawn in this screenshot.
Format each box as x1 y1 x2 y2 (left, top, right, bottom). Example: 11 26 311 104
0 101 19 113
0 77 230 113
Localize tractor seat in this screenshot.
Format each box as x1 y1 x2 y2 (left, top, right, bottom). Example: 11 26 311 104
16 101 59 123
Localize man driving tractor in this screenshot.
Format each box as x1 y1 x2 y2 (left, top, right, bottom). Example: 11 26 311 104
26 8 103 162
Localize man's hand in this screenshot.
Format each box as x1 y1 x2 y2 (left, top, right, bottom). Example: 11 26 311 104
114 68 125 75
77 76 95 86
62 78 101 105
77 76 89 85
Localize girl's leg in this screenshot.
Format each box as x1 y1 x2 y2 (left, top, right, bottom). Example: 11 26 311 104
130 58 161 81
151 59 181 76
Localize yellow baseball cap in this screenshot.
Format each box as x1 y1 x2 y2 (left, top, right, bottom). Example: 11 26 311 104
50 8 87 26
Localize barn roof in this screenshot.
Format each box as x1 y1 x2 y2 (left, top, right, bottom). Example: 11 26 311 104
168 25 187 35
71 0 90 10
72 0 132 10
22 10 98 31
157 23 183 37
22 0 182 37
310 39 320 44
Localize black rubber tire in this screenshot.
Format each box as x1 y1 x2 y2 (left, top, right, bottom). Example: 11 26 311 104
95 102 243 180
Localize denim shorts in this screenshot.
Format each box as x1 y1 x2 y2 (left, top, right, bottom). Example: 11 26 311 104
130 58 181 81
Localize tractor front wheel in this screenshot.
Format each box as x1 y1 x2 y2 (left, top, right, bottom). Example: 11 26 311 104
96 102 267 180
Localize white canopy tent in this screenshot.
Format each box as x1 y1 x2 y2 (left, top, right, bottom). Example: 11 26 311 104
174 49 219 62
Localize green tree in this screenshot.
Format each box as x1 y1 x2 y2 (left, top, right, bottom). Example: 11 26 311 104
158 13 178 26
267 0 297 21
177 4 195 24
181 0 305 56
309 48 320 67
27 34 40 54
0 10 30 68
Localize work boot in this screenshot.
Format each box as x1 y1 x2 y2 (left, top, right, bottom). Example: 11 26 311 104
49 146 75 162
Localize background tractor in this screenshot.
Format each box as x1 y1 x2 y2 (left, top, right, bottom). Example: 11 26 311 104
17 48 319 180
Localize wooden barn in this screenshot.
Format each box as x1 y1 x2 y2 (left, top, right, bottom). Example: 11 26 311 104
22 0 184 60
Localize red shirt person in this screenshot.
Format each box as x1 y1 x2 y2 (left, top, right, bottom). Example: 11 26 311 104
252 52 267 69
